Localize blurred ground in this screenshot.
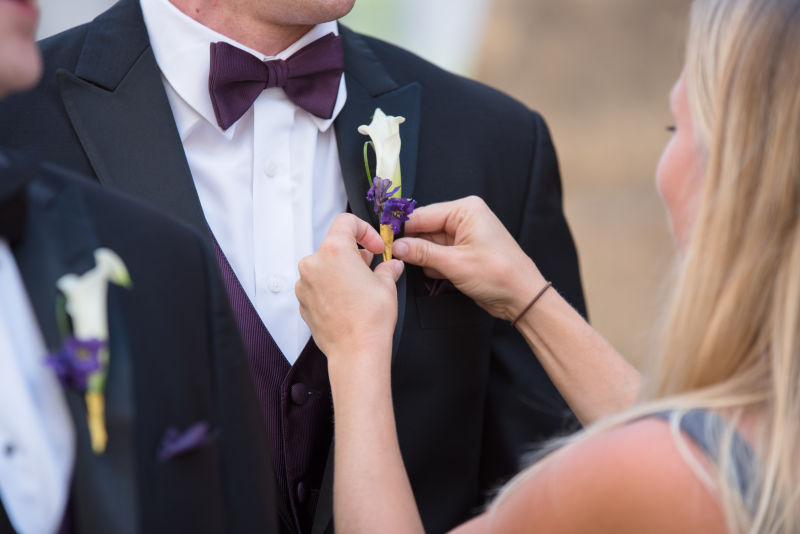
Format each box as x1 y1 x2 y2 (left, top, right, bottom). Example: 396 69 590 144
476 0 692 366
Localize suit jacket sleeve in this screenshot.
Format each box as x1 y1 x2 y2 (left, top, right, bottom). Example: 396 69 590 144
200 239 280 533
479 111 586 491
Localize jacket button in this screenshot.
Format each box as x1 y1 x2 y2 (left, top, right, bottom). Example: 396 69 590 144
297 481 308 504
290 383 310 405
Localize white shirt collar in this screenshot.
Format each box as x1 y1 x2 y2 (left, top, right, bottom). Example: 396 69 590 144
140 0 345 137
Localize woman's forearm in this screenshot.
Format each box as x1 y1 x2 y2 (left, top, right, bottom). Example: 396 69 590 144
514 285 642 425
328 347 424 534
392 198 642 423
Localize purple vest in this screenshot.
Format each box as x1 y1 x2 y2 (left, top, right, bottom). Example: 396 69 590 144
214 240 332 534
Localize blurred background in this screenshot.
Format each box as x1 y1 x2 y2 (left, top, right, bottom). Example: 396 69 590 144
38 0 691 368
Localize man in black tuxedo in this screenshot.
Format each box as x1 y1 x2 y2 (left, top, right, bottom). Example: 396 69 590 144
0 5 276 531
0 153 279 534
0 1 587 532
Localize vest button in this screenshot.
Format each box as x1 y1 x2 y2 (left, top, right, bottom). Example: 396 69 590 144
297 481 309 504
290 383 310 405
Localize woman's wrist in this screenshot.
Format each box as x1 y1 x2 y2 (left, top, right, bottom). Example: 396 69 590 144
505 260 549 323
511 281 553 327
328 344 393 395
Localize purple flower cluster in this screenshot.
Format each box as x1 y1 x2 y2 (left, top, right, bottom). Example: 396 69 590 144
46 337 106 391
366 177 416 234
381 197 417 234
366 177 400 214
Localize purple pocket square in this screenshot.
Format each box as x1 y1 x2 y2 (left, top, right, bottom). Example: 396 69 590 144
157 421 213 463
424 277 457 296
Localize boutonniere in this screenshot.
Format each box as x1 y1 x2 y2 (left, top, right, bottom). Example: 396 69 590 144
359 108 416 261
46 248 132 454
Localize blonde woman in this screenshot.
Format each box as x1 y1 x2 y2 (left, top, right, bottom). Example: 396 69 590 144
295 0 800 531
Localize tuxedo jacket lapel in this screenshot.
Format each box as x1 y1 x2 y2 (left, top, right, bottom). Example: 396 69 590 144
312 27 423 534
335 26 422 222
14 178 97 351
335 25 422 358
65 299 140 534
56 0 209 238
14 176 140 534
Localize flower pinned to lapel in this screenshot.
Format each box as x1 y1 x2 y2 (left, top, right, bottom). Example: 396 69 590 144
46 337 104 390
358 108 405 191
366 176 400 210
381 197 417 235
359 109 415 261
57 249 132 339
47 248 132 454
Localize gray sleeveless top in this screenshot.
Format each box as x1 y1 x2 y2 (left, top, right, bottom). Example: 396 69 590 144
653 409 755 498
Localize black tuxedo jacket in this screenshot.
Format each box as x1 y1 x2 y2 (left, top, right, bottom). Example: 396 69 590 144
0 1 587 531
0 154 277 534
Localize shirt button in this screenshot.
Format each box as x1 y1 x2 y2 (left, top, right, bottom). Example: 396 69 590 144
3 442 15 457
291 383 310 405
297 481 309 504
264 161 279 177
267 276 284 293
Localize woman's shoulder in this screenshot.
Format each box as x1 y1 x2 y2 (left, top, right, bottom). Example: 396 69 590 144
454 418 727 534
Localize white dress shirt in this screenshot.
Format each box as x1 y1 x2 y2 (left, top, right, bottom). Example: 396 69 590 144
0 240 75 534
140 0 349 363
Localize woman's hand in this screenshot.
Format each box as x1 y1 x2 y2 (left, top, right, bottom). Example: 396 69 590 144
393 197 641 424
296 214 404 367
393 196 546 322
298 215 423 534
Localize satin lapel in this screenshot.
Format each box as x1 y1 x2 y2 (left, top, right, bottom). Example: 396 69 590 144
313 28 423 534
14 177 140 534
335 26 422 224
56 0 209 238
14 180 96 351
334 25 422 358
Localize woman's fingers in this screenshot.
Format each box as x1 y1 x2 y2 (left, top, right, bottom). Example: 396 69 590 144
403 196 488 236
374 259 405 283
393 237 457 276
359 249 375 267
422 267 446 279
402 200 461 235
327 213 385 255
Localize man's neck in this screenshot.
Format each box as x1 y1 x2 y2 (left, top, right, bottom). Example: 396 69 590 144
168 0 313 56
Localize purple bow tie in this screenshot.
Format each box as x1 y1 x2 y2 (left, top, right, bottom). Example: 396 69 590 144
208 33 344 130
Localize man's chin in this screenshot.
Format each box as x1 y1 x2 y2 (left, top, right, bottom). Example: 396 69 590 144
268 0 356 26
0 52 43 99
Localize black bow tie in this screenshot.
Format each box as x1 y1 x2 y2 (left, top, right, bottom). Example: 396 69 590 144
0 150 33 244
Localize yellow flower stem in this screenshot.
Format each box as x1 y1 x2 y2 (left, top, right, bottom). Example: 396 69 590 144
380 224 394 262
85 391 107 454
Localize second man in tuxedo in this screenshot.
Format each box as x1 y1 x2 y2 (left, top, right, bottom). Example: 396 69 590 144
0 3 277 530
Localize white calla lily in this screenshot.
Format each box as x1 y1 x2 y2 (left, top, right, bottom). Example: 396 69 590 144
95 248 133 288
56 248 131 340
358 108 406 195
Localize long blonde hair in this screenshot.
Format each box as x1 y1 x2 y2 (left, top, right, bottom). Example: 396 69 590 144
499 0 800 531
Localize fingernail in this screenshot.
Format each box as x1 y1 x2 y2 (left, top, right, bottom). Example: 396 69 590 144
394 240 409 258
393 260 405 277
